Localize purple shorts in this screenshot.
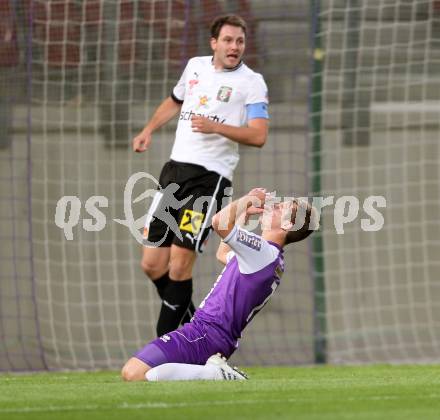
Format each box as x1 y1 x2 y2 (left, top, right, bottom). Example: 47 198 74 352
134 320 235 367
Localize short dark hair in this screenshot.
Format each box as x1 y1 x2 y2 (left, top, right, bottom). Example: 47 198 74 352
284 200 317 245
210 14 247 39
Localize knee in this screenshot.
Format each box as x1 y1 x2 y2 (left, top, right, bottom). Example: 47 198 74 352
140 258 154 277
169 253 195 280
121 363 143 382
169 261 191 280
141 258 166 279
121 365 134 382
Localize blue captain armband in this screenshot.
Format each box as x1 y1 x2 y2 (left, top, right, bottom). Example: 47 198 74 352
246 102 269 120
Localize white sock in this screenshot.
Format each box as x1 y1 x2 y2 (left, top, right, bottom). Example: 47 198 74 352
145 363 221 381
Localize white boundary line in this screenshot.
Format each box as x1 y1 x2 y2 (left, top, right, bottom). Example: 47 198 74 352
1 394 439 413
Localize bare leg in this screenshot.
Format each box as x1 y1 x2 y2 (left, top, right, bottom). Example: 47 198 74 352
168 244 197 281
140 246 170 281
121 357 151 382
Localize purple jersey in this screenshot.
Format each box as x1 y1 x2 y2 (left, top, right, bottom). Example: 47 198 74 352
134 225 285 367
194 225 284 352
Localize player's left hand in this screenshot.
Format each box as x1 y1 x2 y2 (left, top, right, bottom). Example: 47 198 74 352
191 115 217 133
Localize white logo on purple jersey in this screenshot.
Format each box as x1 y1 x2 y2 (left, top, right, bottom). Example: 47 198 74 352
237 230 261 250
160 334 171 343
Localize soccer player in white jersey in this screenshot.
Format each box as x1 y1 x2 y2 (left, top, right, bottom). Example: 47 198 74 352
132 15 269 337
121 188 319 381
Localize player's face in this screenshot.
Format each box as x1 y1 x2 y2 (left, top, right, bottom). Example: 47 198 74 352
211 24 246 70
262 201 296 232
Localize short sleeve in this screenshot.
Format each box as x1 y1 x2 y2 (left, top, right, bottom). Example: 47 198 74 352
172 59 192 102
245 73 269 105
223 226 279 274
225 250 235 263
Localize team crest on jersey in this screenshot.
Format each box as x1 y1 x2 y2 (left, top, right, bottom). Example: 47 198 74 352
196 95 210 110
217 86 233 102
179 209 205 234
237 230 262 250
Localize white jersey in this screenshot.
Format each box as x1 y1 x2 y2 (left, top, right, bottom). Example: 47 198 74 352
170 56 268 181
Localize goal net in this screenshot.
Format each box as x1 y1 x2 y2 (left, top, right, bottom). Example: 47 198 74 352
0 0 313 370
3 0 439 372
315 0 440 363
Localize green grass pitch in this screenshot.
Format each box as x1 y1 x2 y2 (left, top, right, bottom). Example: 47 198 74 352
1 365 440 420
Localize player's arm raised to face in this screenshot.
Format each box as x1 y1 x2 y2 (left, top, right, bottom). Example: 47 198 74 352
191 116 268 148
212 188 266 239
133 97 182 152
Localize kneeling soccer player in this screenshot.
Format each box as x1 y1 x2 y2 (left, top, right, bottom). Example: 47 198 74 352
121 188 318 381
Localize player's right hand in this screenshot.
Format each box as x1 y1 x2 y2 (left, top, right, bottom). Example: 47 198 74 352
132 131 152 153
240 188 266 225
247 188 267 206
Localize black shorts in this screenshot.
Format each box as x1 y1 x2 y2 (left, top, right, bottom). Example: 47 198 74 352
143 160 232 253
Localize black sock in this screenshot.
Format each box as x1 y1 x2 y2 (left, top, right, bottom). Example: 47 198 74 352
180 300 196 325
156 278 193 337
152 272 170 300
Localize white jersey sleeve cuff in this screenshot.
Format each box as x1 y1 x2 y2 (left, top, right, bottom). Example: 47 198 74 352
224 225 279 274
